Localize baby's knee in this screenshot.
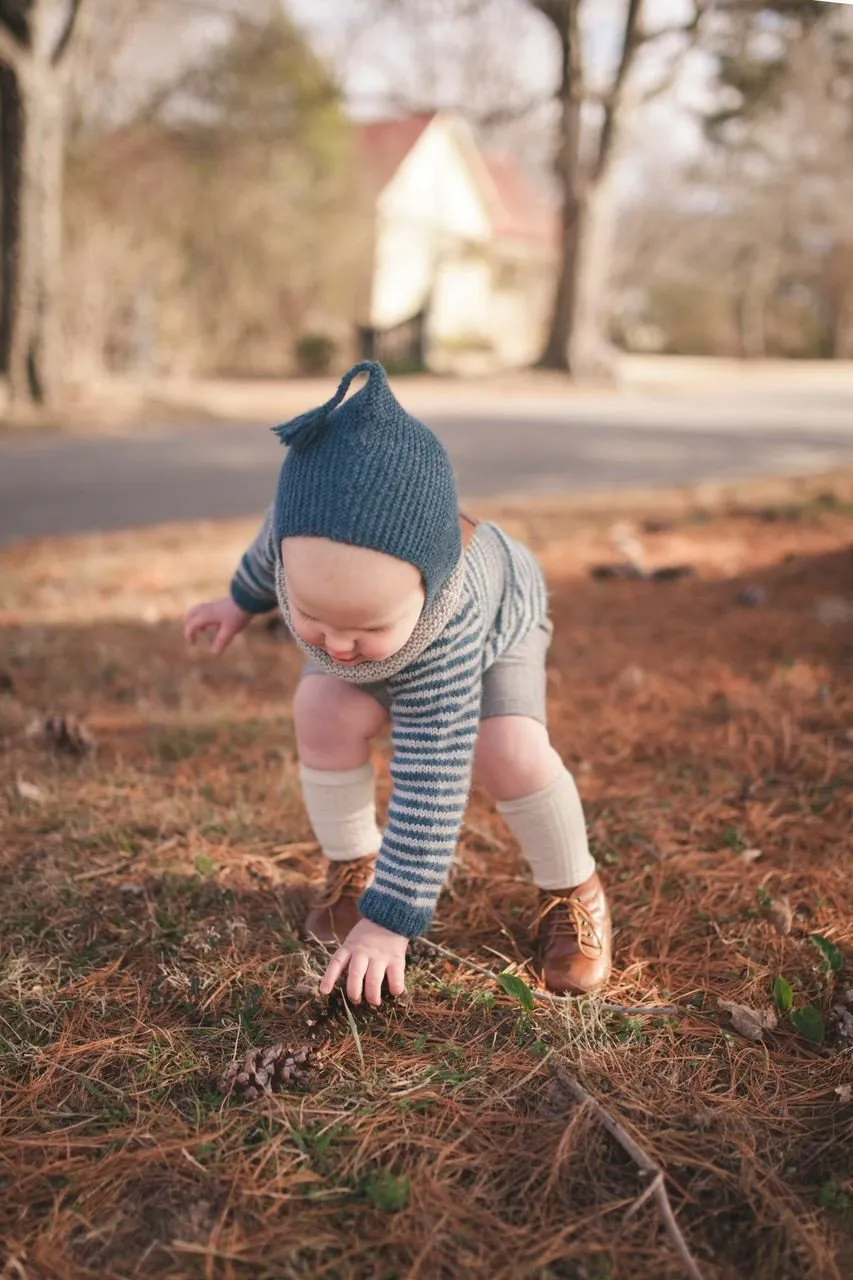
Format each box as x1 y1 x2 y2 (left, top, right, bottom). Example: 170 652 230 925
294 675 387 768
474 716 562 802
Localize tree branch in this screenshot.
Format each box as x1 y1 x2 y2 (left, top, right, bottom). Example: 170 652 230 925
637 0 709 46
595 0 711 179
472 91 553 127
420 939 677 1016
593 0 642 182
52 0 84 66
553 1068 707 1280
0 22 25 71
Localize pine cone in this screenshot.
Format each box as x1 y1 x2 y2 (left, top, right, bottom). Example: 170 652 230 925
302 987 397 1041
27 714 96 758
220 1043 319 1099
407 938 444 975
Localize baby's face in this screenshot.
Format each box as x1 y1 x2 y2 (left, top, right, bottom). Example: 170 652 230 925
281 537 425 664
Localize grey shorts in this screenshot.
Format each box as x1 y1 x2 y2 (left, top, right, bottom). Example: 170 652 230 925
301 620 553 726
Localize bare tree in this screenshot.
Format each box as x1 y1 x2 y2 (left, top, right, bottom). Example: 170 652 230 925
0 1 87 409
531 0 706 375
0 0 266 410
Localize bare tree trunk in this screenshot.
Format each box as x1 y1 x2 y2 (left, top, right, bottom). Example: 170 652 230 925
1 0 83 410
536 0 645 377
734 244 773 360
569 159 621 379
0 61 21 376
537 0 583 372
9 31 67 403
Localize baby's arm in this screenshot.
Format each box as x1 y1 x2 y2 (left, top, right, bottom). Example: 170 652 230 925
184 506 279 653
320 602 484 1003
229 505 279 615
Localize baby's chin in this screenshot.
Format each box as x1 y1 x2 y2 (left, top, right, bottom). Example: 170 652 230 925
328 651 387 665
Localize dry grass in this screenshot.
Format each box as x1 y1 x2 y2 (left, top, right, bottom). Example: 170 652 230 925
1 491 852 1279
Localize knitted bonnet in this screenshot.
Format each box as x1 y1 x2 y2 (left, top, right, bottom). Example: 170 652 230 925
272 362 461 606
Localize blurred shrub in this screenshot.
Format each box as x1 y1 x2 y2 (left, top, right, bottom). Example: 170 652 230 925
295 333 337 376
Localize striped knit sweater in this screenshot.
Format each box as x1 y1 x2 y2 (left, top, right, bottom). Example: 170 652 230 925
231 510 549 938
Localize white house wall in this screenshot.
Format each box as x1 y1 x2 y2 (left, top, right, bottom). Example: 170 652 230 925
370 117 492 331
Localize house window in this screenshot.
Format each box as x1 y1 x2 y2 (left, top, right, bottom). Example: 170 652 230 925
495 261 520 291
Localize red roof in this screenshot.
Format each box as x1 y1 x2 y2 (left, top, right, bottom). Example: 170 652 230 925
479 152 558 246
359 114 436 190
358 113 557 247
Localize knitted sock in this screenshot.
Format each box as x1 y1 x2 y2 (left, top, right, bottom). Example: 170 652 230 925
299 763 382 862
497 768 596 891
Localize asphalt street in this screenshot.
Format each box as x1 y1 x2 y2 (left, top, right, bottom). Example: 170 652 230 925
2 388 853 545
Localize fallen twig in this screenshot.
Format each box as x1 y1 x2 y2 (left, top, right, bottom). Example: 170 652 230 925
421 939 677 1017
339 992 366 1073
553 1067 705 1280
73 857 133 882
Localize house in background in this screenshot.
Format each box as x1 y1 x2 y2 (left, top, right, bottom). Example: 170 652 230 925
357 112 558 372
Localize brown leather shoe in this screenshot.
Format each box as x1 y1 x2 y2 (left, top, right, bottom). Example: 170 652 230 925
534 871 612 996
302 856 376 946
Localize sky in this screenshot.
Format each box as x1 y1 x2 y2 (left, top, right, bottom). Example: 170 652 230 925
89 0 852 198
285 0 722 183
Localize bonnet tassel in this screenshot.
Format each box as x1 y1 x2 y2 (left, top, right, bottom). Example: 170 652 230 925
272 361 385 450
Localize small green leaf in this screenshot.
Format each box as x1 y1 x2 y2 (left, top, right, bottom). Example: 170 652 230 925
194 853 218 877
363 1170 410 1212
818 1180 852 1216
773 976 794 1013
497 971 535 1012
790 1005 825 1044
810 934 844 974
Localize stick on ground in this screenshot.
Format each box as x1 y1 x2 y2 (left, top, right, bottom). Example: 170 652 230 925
553 1067 705 1280
421 939 676 1016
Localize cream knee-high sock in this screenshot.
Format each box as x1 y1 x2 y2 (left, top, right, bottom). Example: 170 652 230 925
496 768 596 891
299 763 382 862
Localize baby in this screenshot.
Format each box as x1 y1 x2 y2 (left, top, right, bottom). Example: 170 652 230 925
185 362 611 1006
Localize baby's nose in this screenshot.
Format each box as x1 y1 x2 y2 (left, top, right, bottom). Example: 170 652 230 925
325 631 356 654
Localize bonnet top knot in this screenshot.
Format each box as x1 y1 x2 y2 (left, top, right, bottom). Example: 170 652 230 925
272 361 388 452
271 360 462 608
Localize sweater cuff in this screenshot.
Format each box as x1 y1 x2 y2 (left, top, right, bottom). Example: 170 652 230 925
358 886 434 939
230 578 278 615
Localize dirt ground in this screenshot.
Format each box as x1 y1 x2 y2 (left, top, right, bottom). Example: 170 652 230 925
1 484 851 1279
3 355 853 437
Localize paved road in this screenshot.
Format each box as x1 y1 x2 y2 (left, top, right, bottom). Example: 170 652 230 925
3 389 853 545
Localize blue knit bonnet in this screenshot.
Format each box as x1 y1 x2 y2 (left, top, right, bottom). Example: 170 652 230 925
272 362 461 607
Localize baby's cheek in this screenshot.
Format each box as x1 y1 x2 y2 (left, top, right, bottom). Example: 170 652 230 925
357 637 386 661
293 618 322 646
363 622 413 661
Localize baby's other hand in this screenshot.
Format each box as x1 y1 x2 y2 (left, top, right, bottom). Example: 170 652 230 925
320 919 408 1006
184 596 252 654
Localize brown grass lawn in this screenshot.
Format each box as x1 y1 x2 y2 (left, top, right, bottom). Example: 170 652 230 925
1 490 851 1279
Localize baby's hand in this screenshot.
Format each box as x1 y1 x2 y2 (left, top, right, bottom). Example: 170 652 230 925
320 919 407 1006
184 596 252 654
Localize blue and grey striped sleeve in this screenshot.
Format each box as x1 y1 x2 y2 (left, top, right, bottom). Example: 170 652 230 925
358 596 484 938
230 506 279 614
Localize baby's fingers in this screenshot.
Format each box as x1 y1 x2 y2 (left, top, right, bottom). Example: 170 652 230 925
346 952 370 1005
386 958 406 999
210 621 237 655
184 609 214 644
364 958 387 1007
319 946 350 996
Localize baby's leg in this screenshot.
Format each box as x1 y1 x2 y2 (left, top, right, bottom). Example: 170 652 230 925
293 674 388 942
473 623 611 994
473 716 595 891
474 715 610 994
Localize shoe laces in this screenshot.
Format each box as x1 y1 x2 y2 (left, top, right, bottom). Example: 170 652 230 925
535 893 603 960
314 858 375 908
